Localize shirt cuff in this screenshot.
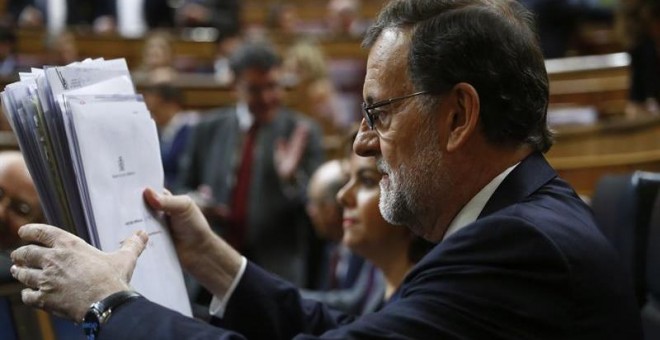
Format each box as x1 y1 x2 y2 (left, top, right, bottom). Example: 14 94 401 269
208 256 247 318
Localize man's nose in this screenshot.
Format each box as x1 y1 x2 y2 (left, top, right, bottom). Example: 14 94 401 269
353 119 380 157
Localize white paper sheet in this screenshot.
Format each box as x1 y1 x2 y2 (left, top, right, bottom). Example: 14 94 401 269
65 95 191 316
1 59 192 317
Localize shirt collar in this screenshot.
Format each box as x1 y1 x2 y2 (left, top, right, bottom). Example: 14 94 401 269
236 102 254 132
442 162 519 241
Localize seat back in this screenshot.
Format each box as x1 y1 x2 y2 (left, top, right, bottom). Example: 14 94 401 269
642 190 660 339
591 171 660 307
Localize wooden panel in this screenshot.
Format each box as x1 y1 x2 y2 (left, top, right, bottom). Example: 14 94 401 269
14 29 367 69
547 116 660 196
243 0 386 25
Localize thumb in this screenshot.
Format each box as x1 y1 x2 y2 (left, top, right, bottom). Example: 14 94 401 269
144 187 196 216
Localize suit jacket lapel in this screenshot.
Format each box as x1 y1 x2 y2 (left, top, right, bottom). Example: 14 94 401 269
479 152 557 218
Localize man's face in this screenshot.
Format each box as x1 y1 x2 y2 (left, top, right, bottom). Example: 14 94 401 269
235 67 284 124
356 28 447 240
306 192 343 243
0 160 41 250
306 163 346 243
143 92 166 127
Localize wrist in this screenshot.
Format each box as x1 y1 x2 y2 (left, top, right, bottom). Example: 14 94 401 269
179 228 218 271
188 236 242 298
82 290 141 339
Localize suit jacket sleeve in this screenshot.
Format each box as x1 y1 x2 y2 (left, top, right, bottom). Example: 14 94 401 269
98 218 561 339
174 115 216 194
100 297 245 340
100 262 355 340
213 263 355 339
96 214 640 339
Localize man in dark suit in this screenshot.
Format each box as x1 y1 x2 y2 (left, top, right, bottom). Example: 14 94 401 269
300 159 374 315
9 0 642 339
175 42 325 287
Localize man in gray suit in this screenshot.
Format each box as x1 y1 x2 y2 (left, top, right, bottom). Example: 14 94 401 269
176 42 325 287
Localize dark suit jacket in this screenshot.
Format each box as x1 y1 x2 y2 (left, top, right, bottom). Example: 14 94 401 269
102 152 642 339
176 106 324 286
160 122 192 189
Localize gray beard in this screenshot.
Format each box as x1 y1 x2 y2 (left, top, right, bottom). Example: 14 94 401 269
378 159 416 226
377 130 443 237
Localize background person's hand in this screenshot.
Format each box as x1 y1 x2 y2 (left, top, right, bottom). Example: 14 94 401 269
10 224 148 321
274 123 309 181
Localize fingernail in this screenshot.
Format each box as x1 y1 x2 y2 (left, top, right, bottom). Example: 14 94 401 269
136 230 148 242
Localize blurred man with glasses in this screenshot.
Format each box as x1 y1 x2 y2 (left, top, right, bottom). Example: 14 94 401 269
0 151 64 340
0 151 41 252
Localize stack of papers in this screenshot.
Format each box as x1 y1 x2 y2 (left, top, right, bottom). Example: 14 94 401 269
1 59 191 316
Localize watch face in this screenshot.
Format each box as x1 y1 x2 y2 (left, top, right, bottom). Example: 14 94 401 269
82 309 101 336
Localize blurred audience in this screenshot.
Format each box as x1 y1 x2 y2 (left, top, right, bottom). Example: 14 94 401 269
114 0 175 37
0 151 83 339
8 0 114 35
520 0 613 58
619 0 660 117
47 30 78 65
325 0 367 39
0 25 19 76
133 30 178 83
176 0 241 35
143 83 199 189
283 39 351 134
176 42 325 288
266 3 300 39
0 151 40 251
209 30 242 85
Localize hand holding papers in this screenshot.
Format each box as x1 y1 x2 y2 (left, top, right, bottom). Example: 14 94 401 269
2 59 192 317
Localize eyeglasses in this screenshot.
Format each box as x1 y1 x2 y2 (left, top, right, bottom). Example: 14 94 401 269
0 186 36 219
362 91 430 132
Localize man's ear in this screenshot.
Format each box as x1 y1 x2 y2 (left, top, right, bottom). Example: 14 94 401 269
445 82 480 152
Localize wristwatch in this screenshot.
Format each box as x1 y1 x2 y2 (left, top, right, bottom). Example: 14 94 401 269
82 290 141 340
